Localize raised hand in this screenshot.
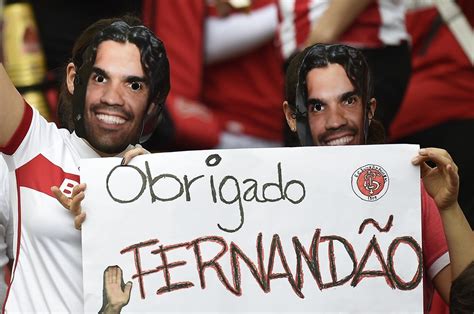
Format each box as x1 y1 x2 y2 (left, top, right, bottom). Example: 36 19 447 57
411 147 459 211
100 265 132 314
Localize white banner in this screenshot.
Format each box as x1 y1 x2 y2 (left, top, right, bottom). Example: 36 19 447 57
81 144 423 313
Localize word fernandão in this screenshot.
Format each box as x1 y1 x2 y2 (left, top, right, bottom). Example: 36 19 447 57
121 229 422 300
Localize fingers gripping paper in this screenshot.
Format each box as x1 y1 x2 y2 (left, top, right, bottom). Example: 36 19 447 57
81 144 423 313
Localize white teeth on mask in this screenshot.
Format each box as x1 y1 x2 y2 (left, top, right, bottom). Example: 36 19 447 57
96 114 126 125
326 136 353 146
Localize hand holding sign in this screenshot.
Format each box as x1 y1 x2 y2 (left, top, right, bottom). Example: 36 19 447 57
51 147 149 230
411 147 459 211
51 183 87 230
413 147 474 295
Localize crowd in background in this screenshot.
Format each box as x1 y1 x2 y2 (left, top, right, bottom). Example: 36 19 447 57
0 0 473 312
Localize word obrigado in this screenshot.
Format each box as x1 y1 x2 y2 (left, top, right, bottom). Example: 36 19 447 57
105 154 306 232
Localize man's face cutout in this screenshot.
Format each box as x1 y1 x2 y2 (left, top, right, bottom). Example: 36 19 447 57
68 40 151 154
304 64 375 146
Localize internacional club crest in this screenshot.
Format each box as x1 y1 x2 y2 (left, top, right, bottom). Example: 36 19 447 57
351 164 389 202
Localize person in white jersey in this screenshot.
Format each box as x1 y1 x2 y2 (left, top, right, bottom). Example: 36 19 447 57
0 15 170 312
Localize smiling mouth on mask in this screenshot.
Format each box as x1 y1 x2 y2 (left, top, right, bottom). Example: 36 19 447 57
319 126 358 146
95 113 127 125
323 135 354 146
91 103 132 126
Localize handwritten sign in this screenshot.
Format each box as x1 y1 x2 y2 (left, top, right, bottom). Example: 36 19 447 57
81 144 423 312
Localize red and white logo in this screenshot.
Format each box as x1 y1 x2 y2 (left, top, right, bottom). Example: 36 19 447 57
351 164 389 202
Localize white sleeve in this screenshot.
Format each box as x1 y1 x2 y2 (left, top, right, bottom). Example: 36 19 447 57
204 3 278 64
427 251 450 279
3 106 64 170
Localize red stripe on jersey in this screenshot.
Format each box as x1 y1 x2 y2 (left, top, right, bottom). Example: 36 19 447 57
16 154 80 198
295 0 311 47
339 2 383 46
141 0 158 31
0 102 33 155
150 0 205 101
207 0 274 17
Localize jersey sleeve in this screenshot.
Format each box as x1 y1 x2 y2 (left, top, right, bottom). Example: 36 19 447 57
0 102 33 156
0 102 64 170
421 184 450 279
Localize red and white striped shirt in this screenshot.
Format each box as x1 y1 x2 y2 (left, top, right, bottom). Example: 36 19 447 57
277 0 409 58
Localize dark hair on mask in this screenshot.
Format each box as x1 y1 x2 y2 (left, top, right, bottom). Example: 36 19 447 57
286 44 372 113
58 15 170 132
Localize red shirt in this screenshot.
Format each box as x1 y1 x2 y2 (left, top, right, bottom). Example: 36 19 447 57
202 0 285 142
277 0 409 59
390 1 474 140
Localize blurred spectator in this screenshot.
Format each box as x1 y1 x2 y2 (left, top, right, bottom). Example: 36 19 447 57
142 0 219 150
278 0 411 144
203 0 284 149
143 0 285 150
390 0 474 229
